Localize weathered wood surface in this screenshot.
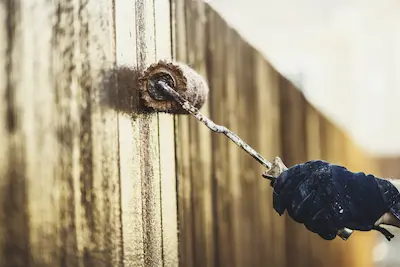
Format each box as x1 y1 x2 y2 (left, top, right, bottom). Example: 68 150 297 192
174 1 400 267
0 0 178 266
1 0 399 267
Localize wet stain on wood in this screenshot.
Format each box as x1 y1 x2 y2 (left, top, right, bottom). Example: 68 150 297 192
0 1 397 267
4 0 19 133
0 0 176 266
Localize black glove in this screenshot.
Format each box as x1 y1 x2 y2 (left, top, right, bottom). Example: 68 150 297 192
272 160 400 240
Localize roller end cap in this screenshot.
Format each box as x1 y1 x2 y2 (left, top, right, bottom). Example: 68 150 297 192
138 60 209 114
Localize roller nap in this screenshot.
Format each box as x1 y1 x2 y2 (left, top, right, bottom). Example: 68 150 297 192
139 60 209 114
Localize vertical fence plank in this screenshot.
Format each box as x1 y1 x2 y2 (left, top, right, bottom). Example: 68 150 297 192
0 0 122 266
154 0 179 266
254 55 271 266
87 0 120 265
306 105 325 267
53 1 81 266
114 0 146 266
0 2 7 262
185 2 216 267
196 4 216 267
1 0 179 266
207 10 234 267
0 1 31 266
254 55 286 267
172 0 195 266
25 2 60 264
279 77 311 267
224 24 242 267
238 43 258 267
136 0 163 266
237 39 265 267
73 1 121 266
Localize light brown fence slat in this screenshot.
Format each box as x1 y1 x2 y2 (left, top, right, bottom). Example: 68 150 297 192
80 1 120 266
3 0 399 266
224 23 242 267
135 1 164 266
172 0 195 266
0 2 7 263
279 77 312 267
174 1 395 267
1 1 36 266
0 0 124 266
154 0 179 266
208 10 236 267
185 2 216 267
254 55 286 267
0 0 177 266
115 0 145 266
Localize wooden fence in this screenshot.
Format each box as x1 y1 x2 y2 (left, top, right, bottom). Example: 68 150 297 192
174 1 400 267
0 0 399 267
0 0 177 266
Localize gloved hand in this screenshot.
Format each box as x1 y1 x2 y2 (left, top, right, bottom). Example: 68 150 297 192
272 160 400 240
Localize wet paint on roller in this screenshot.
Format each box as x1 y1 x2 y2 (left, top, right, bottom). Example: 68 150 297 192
139 60 209 114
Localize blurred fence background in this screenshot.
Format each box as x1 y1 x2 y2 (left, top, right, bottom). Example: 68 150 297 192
0 0 399 267
174 1 400 267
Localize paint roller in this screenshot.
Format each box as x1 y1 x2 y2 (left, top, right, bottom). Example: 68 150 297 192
138 60 353 241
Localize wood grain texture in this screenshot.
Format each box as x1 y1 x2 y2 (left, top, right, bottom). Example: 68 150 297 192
279 76 312 267
0 2 7 263
2 0 399 267
174 1 396 267
135 2 164 266
207 8 229 267
1 1 31 266
114 0 145 266
0 0 178 266
224 22 242 267
254 55 286 267
185 2 216 267
171 0 195 266
154 0 179 266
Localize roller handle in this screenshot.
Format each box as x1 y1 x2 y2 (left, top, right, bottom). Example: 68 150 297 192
262 157 354 241
155 80 353 240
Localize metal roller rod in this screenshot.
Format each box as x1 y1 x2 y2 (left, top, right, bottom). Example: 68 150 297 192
154 80 273 170
154 80 353 241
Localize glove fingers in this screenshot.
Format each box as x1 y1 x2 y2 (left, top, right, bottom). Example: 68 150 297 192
273 165 302 215
305 207 337 240
278 164 321 221
287 189 318 223
274 160 330 196
273 164 309 215
273 190 287 215
273 164 304 195
317 230 337 240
